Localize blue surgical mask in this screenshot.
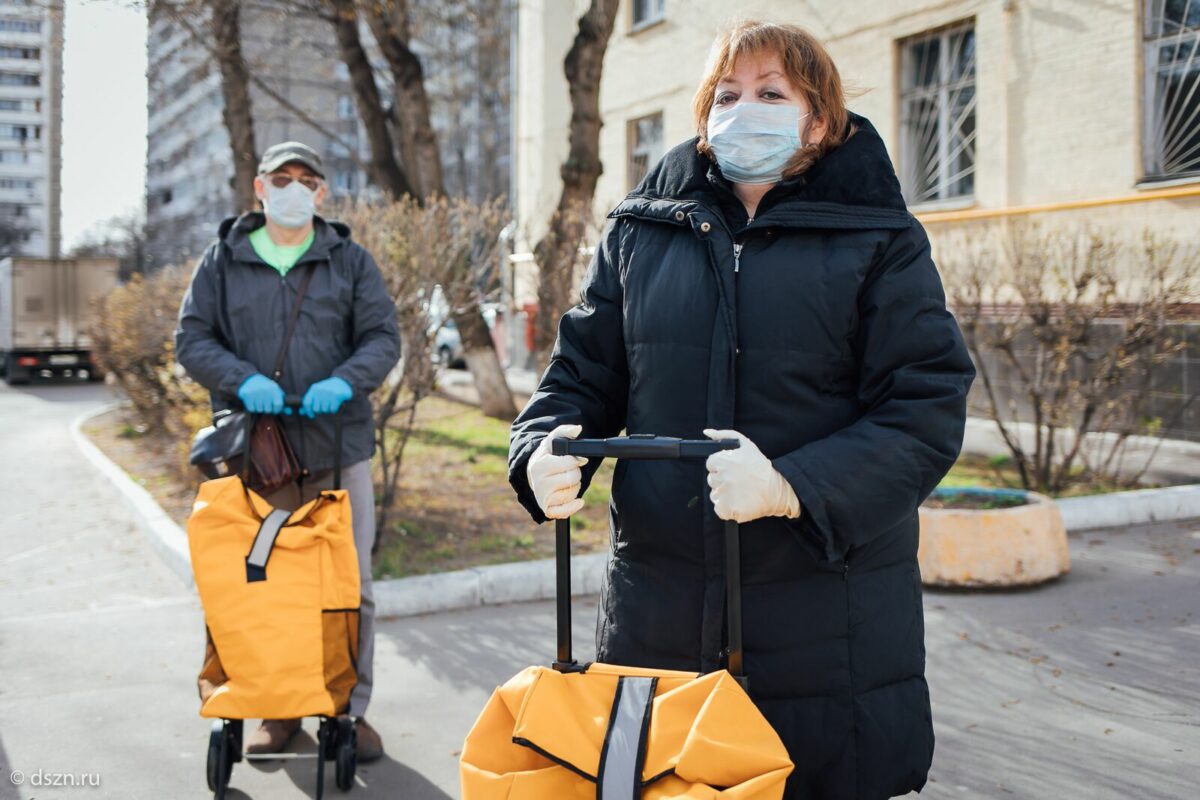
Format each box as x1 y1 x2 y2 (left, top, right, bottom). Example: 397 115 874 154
264 181 316 228
707 102 810 185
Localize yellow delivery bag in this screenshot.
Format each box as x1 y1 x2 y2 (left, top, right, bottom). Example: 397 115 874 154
461 662 793 798
187 474 360 720
460 435 794 799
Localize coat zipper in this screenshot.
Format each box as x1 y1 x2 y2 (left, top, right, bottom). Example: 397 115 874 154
732 215 753 274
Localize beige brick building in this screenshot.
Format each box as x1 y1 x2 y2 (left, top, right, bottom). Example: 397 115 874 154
513 0 1200 302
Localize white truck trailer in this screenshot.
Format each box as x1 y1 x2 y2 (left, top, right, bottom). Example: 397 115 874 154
0 256 120 384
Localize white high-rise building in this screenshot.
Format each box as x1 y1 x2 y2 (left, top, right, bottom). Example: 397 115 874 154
0 0 62 258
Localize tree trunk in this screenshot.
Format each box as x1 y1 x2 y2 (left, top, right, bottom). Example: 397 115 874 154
532 0 620 371
362 0 515 420
208 0 258 211
360 0 444 202
327 0 415 199
450 305 516 419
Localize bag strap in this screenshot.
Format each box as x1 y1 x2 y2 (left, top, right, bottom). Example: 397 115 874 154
272 261 317 381
549 435 744 683
245 508 292 582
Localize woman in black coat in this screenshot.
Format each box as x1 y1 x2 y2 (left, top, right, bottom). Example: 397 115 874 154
508 21 975 800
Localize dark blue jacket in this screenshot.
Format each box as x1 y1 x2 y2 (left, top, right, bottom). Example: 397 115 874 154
176 213 401 473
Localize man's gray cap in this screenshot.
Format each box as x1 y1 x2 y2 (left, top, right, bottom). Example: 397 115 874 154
257 141 325 178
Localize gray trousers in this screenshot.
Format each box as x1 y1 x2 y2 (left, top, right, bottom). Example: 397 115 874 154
261 458 376 717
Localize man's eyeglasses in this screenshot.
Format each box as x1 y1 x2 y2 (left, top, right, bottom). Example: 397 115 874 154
266 173 321 191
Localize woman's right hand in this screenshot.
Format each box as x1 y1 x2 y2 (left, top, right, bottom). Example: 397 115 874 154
526 424 588 519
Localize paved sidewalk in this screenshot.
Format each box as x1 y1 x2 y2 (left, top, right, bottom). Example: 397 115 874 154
2 382 1197 798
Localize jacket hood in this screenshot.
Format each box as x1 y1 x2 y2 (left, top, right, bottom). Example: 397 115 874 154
613 111 910 231
218 212 353 265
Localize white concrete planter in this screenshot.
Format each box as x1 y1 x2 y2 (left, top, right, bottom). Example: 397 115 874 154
918 488 1070 588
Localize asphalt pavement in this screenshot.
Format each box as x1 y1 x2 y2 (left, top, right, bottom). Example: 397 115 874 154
0 381 1197 799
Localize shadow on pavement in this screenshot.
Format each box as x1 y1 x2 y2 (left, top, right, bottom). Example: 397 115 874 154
0 731 17 800
237 729 453 800
380 597 599 693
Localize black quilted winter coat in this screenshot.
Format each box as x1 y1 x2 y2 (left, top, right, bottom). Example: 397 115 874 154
508 112 976 799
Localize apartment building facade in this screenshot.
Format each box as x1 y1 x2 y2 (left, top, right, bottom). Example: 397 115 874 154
0 0 62 258
515 0 1199 272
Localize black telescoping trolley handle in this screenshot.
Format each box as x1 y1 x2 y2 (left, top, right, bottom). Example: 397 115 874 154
549 435 743 677
239 393 344 490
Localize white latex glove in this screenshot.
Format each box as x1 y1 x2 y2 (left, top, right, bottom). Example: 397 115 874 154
703 429 802 524
526 424 588 519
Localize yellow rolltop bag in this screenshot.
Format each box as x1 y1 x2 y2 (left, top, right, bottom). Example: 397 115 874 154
461 662 793 798
460 435 794 799
187 474 360 720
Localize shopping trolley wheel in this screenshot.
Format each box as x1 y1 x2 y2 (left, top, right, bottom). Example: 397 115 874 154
335 717 356 791
319 717 339 761
206 719 237 796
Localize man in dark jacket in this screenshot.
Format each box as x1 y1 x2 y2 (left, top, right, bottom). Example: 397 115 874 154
176 141 400 761
509 113 975 798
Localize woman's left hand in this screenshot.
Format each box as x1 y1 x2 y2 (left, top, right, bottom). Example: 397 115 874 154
703 429 803 524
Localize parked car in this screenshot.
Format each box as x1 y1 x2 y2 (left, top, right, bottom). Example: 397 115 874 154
434 319 466 369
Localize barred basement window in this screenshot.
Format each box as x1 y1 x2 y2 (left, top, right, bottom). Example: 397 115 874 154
898 22 976 205
627 112 663 190
1143 0 1200 180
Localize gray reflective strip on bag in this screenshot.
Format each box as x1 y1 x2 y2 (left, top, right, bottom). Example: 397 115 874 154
245 508 291 582
598 676 656 799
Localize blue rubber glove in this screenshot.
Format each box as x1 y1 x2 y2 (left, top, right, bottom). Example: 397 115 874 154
237 373 286 415
300 377 353 419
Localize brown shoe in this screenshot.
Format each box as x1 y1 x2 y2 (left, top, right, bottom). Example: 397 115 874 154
354 718 383 763
244 718 302 755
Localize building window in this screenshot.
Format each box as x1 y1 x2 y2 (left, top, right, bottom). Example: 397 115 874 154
898 22 976 205
0 98 37 112
1143 0 1200 180
338 94 355 120
333 170 355 192
631 0 665 30
0 123 36 140
627 112 663 189
0 46 38 59
0 19 41 33
0 71 38 87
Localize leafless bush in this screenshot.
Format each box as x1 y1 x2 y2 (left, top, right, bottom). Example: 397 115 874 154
87 266 210 476
333 195 509 531
940 221 1199 493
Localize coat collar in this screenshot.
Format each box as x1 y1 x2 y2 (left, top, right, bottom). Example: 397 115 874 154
218 212 352 266
610 111 911 232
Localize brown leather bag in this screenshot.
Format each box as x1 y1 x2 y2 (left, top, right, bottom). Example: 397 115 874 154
243 262 317 495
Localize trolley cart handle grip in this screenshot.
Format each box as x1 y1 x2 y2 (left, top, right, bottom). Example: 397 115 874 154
550 436 746 686
551 434 739 459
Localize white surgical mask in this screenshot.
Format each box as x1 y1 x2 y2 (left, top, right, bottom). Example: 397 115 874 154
707 102 809 185
264 181 316 228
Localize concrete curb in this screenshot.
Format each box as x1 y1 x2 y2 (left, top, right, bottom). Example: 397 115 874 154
73 403 1199 620
70 402 196 589
373 553 608 618
1057 484 1200 531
